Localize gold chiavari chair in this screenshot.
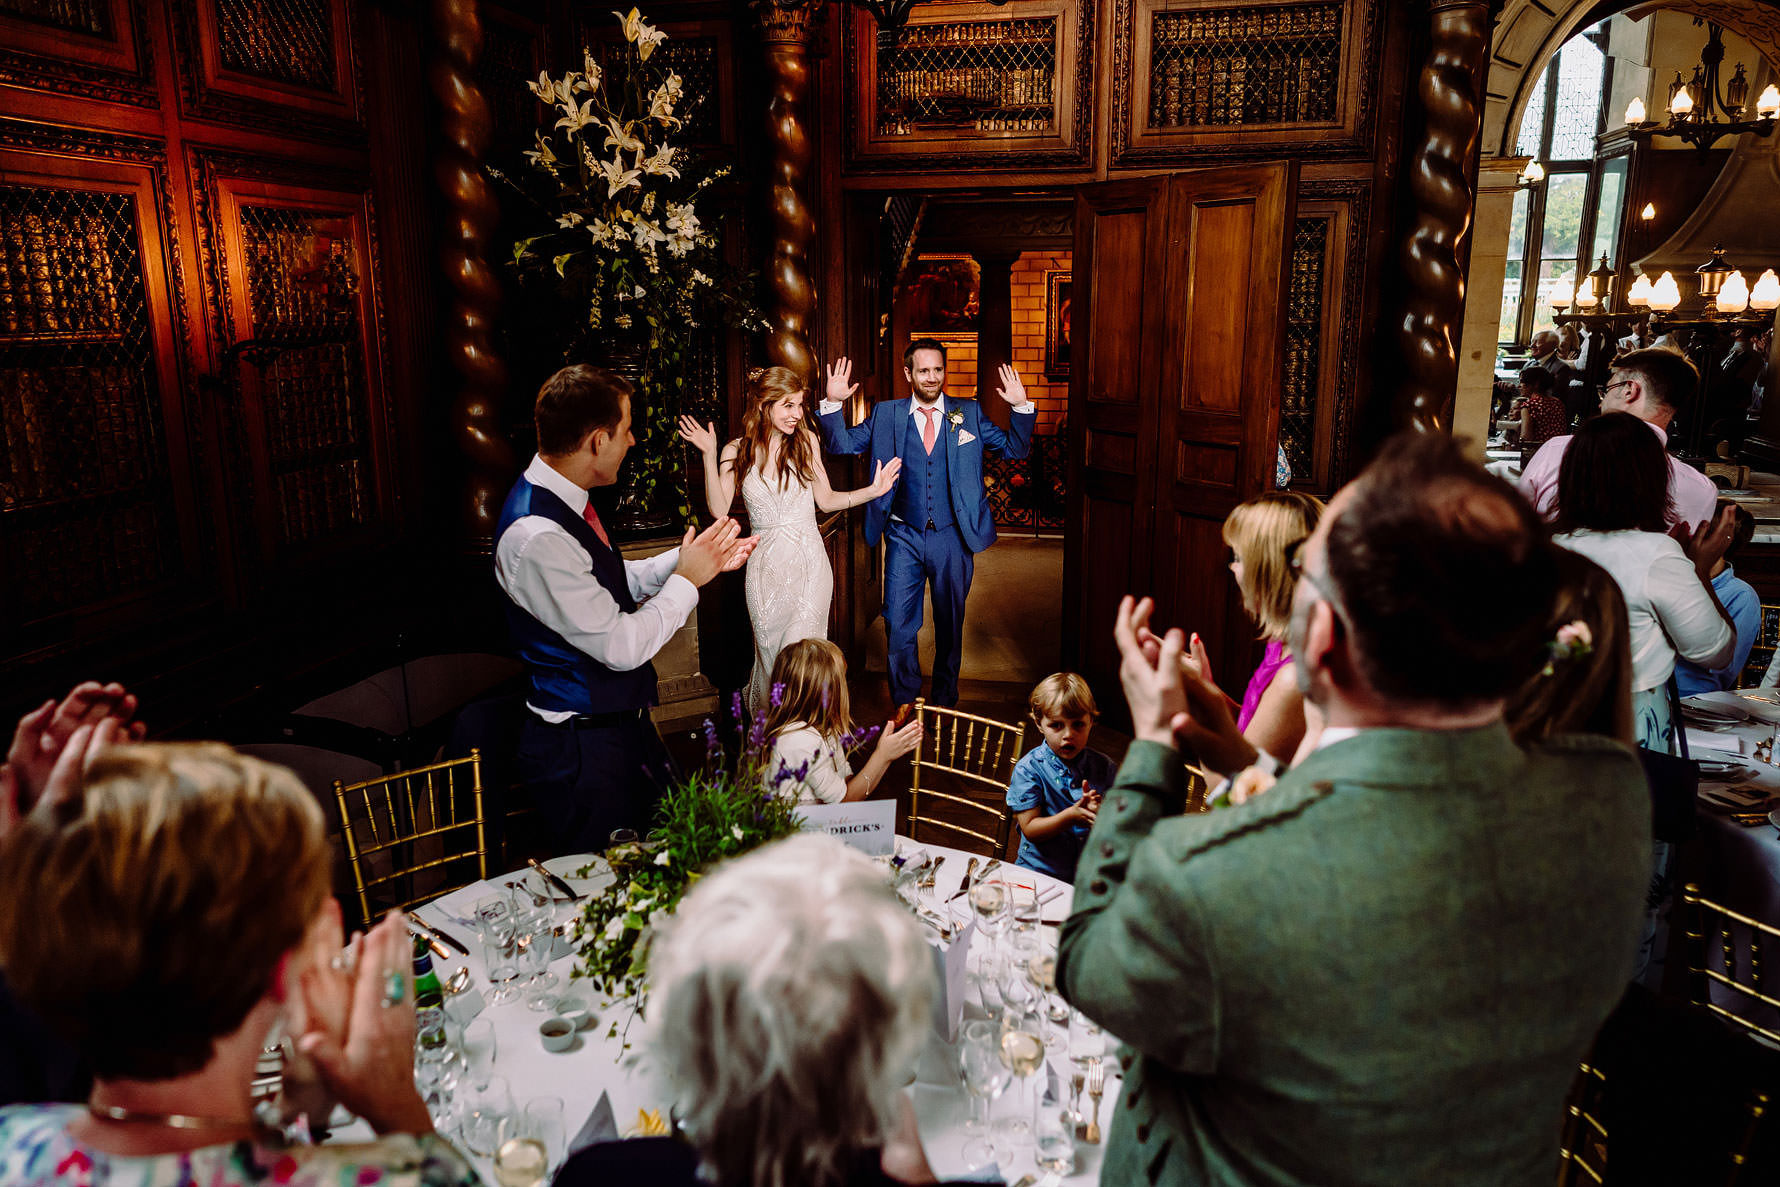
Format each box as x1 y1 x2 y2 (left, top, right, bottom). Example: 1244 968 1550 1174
1736 604 1780 688
334 751 488 927
1555 1059 1609 1186
1683 882 1780 1047
906 699 1025 860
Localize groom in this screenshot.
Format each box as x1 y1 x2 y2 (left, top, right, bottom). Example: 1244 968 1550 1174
817 338 1036 707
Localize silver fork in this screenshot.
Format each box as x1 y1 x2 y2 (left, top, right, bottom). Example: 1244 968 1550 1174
1082 1058 1105 1144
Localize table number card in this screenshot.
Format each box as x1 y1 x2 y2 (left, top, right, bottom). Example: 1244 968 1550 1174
796 800 897 856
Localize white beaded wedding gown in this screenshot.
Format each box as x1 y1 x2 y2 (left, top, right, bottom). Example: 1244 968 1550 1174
742 463 833 712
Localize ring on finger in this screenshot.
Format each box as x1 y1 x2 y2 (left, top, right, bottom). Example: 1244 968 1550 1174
380 969 406 1009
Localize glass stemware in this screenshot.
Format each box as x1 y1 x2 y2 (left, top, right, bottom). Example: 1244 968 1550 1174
522 1096 567 1176
1033 1073 1077 1175
996 997 1046 1147
476 895 521 1006
512 901 558 1012
461 1017 497 1090
958 1021 1011 1169
970 876 1008 948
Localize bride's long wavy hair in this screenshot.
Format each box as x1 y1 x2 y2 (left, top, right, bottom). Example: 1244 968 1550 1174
733 366 818 492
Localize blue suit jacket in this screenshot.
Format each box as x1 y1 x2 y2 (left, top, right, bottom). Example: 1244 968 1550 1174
817 397 1035 553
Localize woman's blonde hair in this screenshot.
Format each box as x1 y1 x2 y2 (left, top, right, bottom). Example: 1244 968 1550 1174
764 638 851 742
651 833 936 1187
734 366 818 492
0 743 331 1080
1222 490 1325 641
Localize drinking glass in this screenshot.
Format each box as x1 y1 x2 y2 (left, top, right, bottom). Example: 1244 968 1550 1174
1008 882 1040 932
462 1074 514 1158
461 1018 497 1090
412 1028 461 1130
1067 1007 1104 1067
1027 936 1069 1049
970 876 1008 947
958 1021 1011 1168
1033 1074 1077 1175
513 902 558 1011
476 895 521 1006
523 1096 567 1176
996 999 1046 1146
491 1133 549 1187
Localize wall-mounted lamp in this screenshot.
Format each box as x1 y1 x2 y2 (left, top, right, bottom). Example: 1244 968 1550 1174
1518 160 1545 187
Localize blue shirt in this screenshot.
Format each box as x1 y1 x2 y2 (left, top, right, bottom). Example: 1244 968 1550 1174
1675 564 1761 695
1006 742 1118 883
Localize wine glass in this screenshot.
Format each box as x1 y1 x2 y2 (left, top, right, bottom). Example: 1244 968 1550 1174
1008 882 1040 933
476 894 521 1006
461 1018 497 1091
492 1133 549 1187
522 1096 567 1177
997 998 1046 1147
958 1021 1011 1169
970 876 1008 948
412 1028 462 1131
513 901 558 1012
1026 935 1069 1050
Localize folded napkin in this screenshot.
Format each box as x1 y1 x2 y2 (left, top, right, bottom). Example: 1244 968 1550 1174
1684 728 1747 755
567 1090 617 1156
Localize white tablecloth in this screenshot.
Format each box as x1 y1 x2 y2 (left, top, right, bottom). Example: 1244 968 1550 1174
352 840 1124 1185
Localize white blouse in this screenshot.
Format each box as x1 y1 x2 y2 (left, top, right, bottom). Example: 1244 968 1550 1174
765 722 853 804
1555 528 1734 692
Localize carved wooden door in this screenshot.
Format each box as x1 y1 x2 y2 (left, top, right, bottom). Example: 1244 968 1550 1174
1065 163 1297 711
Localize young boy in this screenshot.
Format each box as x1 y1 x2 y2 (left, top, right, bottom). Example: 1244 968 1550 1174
1006 673 1117 884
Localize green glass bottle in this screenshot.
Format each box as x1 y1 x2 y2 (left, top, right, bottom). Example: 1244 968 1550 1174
412 934 446 1043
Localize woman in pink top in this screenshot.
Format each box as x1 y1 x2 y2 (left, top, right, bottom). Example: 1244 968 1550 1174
1218 490 1325 760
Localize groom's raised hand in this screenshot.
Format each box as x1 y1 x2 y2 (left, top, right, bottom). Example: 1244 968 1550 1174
993 363 1028 408
824 357 860 405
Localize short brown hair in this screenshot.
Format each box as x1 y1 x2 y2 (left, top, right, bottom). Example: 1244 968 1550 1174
1029 672 1098 723
765 638 852 742
1612 346 1699 413
903 337 947 367
0 743 331 1080
535 364 631 455
1222 490 1325 641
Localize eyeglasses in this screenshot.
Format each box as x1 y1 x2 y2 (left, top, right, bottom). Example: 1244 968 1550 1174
1601 379 1633 396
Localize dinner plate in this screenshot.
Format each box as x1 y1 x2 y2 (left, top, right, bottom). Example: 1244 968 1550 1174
1683 692 1752 723
1770 808 1780 832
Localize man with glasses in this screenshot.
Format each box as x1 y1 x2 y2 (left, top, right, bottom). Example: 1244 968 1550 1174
1518 346 1716 531
1058 433 1650 1187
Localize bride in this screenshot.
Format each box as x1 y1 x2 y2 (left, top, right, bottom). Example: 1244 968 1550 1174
680 365 901 711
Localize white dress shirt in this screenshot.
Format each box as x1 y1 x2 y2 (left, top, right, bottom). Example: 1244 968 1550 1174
815 392 1037 417
495 455 697 720
1555 527 1734 692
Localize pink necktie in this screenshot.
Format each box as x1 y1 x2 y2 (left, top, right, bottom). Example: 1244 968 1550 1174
582 500 611 550
920 407 937 455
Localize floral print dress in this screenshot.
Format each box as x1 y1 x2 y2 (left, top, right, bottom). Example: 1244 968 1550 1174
0 1106 481 1187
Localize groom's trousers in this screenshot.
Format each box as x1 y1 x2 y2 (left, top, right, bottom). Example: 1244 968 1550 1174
884 518 973 707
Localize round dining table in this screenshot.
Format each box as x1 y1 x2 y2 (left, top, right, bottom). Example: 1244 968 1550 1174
347 838 1126 1186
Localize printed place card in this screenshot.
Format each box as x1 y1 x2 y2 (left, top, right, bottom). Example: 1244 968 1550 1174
796 799 896 856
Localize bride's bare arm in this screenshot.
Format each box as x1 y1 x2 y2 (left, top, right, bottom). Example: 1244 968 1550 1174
812 445 902 513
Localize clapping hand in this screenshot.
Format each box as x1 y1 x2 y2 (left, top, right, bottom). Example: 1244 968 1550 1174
675 517 759 586
993 363 1027 408
875 715 923 761
1072 786 1101 825
677 415 719 456
2 682 145 837
1674 504 1739 579
825 357 861 404
868 457 904 498
1115 597 1257 778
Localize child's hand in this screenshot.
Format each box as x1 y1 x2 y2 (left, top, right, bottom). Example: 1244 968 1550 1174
876 717 923 762
1071 790 1099 825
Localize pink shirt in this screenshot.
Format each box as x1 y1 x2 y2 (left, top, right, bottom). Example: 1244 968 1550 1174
1518 421 1718 533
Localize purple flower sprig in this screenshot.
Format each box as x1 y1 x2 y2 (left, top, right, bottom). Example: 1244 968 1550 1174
702 718 721 760
770 681 786 709
839 723 882 752
730 691 745 726
748 709 767 752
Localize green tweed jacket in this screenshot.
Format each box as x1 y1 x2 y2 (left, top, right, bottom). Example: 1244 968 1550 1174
1058 724 1649 1187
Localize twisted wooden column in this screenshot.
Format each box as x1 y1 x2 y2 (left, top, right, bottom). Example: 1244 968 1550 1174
752 0 825 387
1391 0 1492 434
431 0 515 553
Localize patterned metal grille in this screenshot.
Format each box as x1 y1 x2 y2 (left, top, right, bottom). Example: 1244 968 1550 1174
0 0 110 37
876 17 1059 134
238 203 370 547
1515 69 1547 159
985 432 1066 531
0 183 177 622
215 0 336 91
1278 216 1329 484
653 36 720 144
1148 4 1342 127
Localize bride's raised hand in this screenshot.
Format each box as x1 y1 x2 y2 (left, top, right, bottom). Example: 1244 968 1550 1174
677 415 718 455
869 457 903 497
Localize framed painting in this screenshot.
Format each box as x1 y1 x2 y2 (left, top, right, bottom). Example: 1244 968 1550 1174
1045 269 1072 378
906 254 980 332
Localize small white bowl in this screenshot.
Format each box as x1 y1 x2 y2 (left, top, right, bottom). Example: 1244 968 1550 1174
539 1016 576 1052
556 998 596 1030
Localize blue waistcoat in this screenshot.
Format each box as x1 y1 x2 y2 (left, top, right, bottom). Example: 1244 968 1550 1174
892 410 956 529
495 478 657 715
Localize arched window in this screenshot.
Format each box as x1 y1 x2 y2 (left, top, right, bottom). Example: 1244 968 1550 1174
1500 25 1629 346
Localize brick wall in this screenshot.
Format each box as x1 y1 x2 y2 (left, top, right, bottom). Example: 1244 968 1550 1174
1010 251 1071 434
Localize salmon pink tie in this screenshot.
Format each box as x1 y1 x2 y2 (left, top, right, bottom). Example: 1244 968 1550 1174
920 407 937 455
582 500 611 549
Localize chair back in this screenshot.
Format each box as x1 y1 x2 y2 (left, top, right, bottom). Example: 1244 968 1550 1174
334 751 488 925
1682 882 1780 1046
906 699 1025 859
1556 1058 1608 1186
1737 604 1780 688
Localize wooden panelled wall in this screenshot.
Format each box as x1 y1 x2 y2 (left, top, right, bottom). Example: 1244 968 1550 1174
0 0 447 721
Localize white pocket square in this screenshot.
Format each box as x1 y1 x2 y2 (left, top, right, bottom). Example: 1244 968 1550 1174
957 430 976 445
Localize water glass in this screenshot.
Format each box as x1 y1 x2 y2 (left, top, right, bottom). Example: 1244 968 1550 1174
477 895 521 1006
1033 1074 1077 1175
514 904 558 1012
1009 882 1040 932
522 1096 567 1175
958 1021 1011 1168
1067 1008 1104 1066
461 1018 497 1090
970 877 1008 944
462 1074 515 1157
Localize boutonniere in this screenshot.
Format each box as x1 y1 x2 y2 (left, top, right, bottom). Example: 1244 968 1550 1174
945 409 964 430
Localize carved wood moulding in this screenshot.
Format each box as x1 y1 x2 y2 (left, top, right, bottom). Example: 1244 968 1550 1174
171 0 366 141
1110 0 1385 167
0 0 157 106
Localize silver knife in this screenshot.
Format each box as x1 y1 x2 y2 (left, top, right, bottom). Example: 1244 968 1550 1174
947 856 981 901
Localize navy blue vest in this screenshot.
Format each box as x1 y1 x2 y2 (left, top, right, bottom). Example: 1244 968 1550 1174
496 478 657 715
893 406 955 529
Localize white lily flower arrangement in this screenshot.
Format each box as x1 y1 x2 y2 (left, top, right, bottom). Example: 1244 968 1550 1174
499 8 767 524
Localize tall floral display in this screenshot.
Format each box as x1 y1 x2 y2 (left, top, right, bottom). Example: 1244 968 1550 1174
504 9 764 529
